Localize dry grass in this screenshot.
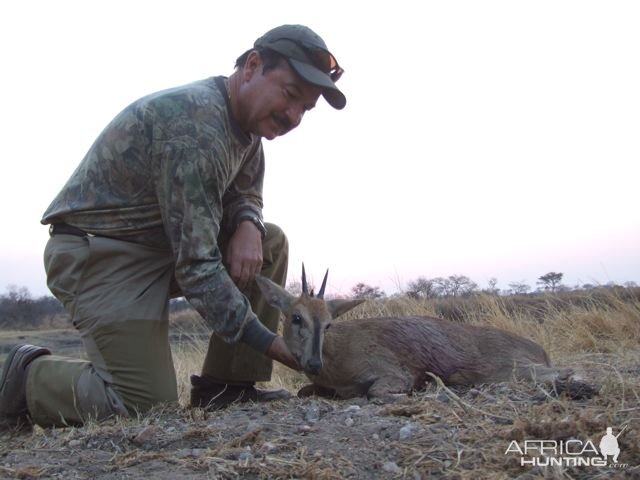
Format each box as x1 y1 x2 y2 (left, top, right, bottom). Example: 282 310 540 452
170 289 640 403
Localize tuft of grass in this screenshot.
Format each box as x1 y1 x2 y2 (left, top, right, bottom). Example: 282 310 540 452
169 312 210 405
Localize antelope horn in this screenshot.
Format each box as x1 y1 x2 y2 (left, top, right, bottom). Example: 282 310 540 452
302 263 309 296
317 269 329 299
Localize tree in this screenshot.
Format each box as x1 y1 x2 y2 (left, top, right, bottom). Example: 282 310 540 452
447 275 478 297
6 284 32 303
432 277 453 297
406 277 438 299
351 283 385 300
429 275 478 297
537 272 564 293
484 277 500 296
508 281 531 295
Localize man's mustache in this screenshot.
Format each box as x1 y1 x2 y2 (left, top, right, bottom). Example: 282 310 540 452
272 113 292 133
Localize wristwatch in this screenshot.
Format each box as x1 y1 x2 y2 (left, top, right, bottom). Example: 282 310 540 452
236 212 267 239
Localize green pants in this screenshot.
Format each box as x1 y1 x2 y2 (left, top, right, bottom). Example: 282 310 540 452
31 224 287 427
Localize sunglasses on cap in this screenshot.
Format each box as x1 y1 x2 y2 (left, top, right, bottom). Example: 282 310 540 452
269 38 344 83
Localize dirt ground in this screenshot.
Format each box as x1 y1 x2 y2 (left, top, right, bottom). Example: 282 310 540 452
1 340 639 479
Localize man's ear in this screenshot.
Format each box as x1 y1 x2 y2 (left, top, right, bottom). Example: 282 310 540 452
326 298 365 319
242 50 262 81
255 275 296 313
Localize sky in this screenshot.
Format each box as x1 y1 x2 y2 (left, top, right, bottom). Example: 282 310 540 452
1 0 638 298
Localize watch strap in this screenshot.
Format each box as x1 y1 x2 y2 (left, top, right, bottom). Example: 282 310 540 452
236 213 267 239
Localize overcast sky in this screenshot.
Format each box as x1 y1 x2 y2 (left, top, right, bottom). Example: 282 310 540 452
1 0 638 297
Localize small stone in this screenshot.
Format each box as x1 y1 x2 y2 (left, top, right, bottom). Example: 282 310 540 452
68 439 82 448
344 405 361 413
436 392 450 403
372 433 380 441
304 402 321 423
344 417 354 427
399 423 418 441
246 421 262 433
298 425 313 433
238 451 253 463
262 441 277 452
165 426 176 433
191 448 206 458
174 449 191 459
382 462 402 474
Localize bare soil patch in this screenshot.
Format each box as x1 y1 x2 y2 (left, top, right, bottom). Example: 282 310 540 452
1 351 638 479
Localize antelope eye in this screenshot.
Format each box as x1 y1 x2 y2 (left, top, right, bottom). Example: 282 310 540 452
325 323 332 331
291 314 303 326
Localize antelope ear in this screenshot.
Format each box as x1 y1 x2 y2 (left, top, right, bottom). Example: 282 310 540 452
255 275 296 313
326 298 365 319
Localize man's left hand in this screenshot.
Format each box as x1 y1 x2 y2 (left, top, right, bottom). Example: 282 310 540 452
226 221 263 289
266 336 302 371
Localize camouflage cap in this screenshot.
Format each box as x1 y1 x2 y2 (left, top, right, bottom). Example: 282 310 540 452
254 24 346 110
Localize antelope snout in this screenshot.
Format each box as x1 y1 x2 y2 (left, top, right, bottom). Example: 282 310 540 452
305 358 323 375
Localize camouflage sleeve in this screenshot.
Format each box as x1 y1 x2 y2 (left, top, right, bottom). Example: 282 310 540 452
156 139 275 353
221 142 265 234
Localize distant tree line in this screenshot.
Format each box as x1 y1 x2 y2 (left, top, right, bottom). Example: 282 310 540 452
402 272 637 300
0 285 65 329
295 272 638 301
2 272 638 329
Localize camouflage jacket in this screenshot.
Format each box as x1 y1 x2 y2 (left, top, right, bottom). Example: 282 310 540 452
41 76 276 353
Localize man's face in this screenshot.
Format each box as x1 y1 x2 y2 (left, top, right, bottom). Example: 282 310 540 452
238 53 322 140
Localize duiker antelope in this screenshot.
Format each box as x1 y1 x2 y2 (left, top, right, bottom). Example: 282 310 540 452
256 268 568 400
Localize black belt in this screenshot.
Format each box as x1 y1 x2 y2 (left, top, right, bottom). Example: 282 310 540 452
49 223 90 237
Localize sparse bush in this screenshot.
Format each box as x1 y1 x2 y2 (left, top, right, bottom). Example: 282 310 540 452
350 282 385 300
0 286 65 329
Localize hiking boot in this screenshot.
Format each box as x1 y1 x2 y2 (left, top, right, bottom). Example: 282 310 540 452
0 344 51 429
190 375 291 410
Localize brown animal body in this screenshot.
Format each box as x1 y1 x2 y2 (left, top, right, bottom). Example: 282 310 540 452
306 316 555 399
256 268 564 400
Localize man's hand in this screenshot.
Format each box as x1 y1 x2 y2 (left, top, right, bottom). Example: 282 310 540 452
226 221 263 289
266 336 302 371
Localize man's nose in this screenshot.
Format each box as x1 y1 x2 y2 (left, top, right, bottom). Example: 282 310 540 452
286 105 303 129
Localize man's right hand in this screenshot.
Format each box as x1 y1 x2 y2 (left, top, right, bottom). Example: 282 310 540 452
226 221 263 290
266 336 301 371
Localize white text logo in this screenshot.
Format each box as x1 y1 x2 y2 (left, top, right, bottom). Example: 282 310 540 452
505 426 629 469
